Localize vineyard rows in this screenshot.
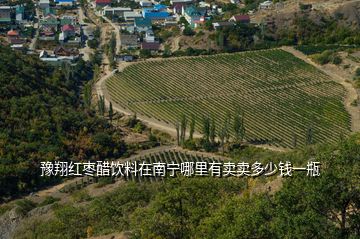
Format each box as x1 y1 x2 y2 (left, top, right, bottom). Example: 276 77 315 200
106 49 351 148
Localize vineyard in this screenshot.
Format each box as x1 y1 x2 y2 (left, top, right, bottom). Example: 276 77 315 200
106 49 351 148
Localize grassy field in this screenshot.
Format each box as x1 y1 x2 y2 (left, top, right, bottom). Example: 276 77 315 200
106 49 350 148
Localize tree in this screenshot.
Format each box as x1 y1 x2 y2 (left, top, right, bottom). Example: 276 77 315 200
180 114 187 145
175 122 180 146
183 26 195 36
202 115 210 143
98 95 106 116
189 114 195 140
108 101 114 122
210 117 216 144
306 126 313 145
233 108 245 143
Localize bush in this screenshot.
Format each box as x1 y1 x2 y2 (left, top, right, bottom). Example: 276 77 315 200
38 196 60 207
71 189 92 203
15 199 37 216
183 26 195 36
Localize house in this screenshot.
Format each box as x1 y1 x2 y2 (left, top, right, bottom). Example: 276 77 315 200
43 7 55 17
7 30 25 44
140 0 152 7
141 42 160 51
170 0 193 4
40 16 59 31
123 11 143 22
61 24 76 38
212 21 234 30
144 29 155 42
102 6 132 17
117 54 134 62
120 34 138 49
39 50 77 64
229 15 250 24
15 5 25 23
183 5 206 28
60 15 77 26
171 3 188 15
55 0 76 6
259 0 273 10
134 17 152 32
39 0 50 9
95 0 111 8
0 6 11 24
142 5 170 21
54 46 79 56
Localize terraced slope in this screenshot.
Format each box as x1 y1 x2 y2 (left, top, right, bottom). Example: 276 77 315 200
106 49 350 147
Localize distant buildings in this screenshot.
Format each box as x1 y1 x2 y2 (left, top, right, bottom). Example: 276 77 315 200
183 5 206 28
0 6 11 24
229 15 250 24
102 6 132 17
120 34 138 49
134 17 152 32
55 0 76 7
259 0 273 10
95 0 111 8
142 5 170 21
39 0 50 9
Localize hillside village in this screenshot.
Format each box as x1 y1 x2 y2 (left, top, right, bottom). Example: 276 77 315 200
0 0 290 65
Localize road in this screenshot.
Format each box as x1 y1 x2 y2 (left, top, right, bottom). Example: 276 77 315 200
29 7 40 51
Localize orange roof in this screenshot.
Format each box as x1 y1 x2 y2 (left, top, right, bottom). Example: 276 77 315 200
7 30 19 36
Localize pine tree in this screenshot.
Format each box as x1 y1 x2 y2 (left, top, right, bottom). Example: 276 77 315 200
210 117 216 144
109 101 113 122
189 114 195 140
202 116 210 143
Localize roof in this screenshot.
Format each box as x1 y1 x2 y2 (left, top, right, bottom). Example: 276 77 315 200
141 42 160 50
184 6 206 17
43 7 55 16
143 9 170 19
120 34 138 45
16 6 25 14
7 30 19 36
153 4 167 11
95 0 111 4
56 0 75 2
231 15 250 22
103 6 132 11
213 22 234 27
124 11 143 19
60 18 72 25
135 17 152 27
40 18 58 25
0 6 11 10
62 24 75 31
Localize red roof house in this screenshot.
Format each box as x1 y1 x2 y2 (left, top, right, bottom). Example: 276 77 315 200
141 42 160 51
61 24 75 32
229 15 250 24
7 30 19 37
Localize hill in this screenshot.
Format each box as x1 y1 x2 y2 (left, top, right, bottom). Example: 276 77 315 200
106 49 351 148
0 46 126 201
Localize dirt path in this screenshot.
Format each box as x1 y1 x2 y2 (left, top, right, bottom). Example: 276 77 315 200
282 46 360 133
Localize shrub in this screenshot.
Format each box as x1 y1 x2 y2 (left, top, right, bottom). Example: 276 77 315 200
15 199 37 216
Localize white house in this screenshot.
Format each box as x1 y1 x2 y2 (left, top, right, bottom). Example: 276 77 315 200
123 11 143 22
102 6 132 17
259 0 273 10
145 29 155 43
